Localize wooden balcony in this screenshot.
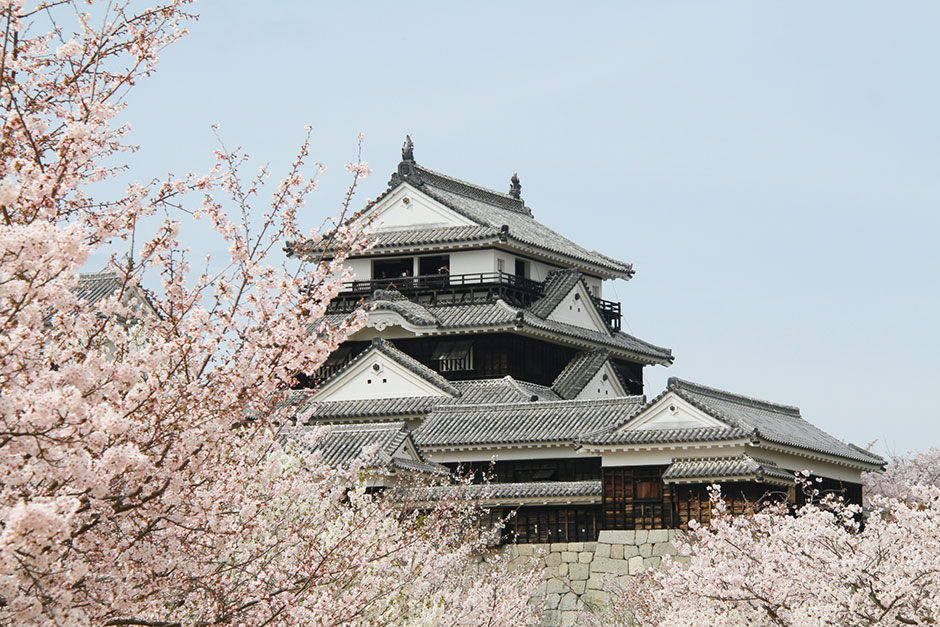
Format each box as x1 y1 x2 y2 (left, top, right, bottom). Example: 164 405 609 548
329 271 545 311
327 271 624 332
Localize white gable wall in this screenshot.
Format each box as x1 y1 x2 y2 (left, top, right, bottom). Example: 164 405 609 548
575 362 627 400
627 393 726 431
547 282 610 333
314 351 451 401
370 184 476 231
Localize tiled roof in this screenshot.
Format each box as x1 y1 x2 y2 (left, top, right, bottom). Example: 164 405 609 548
420 301 672 365
579 425 751 446
453 377 561 404
299 396 445 422
284 422 446 475
413 396 645 448
552 349 614 399
666 378 885 466
364 225 500 250
519 309 673 364
528 268 596 320
369 289 438 326
662 455 795 484
395 480 602 505
75 270 124 304
415 166 633 277
317 337 460 397
298 377 561 423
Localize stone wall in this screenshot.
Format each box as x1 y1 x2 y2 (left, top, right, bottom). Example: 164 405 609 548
504 529 685 627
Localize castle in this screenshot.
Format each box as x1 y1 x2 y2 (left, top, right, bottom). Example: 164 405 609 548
283 136 883 545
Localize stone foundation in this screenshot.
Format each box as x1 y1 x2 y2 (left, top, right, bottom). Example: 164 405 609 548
504 529 685 626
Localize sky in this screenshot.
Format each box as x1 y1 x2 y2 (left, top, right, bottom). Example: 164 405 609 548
98 1 940 456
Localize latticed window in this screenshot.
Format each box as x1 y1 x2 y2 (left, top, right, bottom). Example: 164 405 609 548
432 340 473 372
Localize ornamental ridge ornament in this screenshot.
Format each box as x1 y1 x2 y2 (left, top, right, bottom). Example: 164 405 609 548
389 134 423 187
402 134 415 161
509 172 522 199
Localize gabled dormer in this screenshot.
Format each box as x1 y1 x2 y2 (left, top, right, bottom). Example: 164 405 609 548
313 338 459 402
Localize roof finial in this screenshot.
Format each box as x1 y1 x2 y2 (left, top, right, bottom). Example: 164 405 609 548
509 172 522 199
402 134 414 161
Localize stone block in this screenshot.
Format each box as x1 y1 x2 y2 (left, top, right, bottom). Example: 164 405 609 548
594 543 611 559
561 610 579 626
568 563 590 580
578 551 593 563
583 542 597 552
591 557 631 575
560 593 579 611
517 544 534 556
561 551 578 563
648 529 669 543
598 530 636 545
532 581 547 597
546 578 566 594
582 589 610 609
545 552 562 567
673 555 692 566
571 580 586 595
652 542 677 557
543 593 561 610
634 530 648 545
610 543 624 560
552 563 569 578
644 556 662 569
567 542 584 552
623 544 639 558
627 555 645 575
586 575 606 590
541 609 561 627
551 542 569 552
639 543 652 557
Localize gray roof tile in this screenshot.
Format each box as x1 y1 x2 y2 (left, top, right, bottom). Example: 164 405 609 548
662 455 795 484
579 425 751 446
416 167 633 277
552 349 615 399
396 480 602 505
284 422 447 475
528 268 599 320
666 378 886 466
453 377 561 404
413 396 645 448
295 376 561 422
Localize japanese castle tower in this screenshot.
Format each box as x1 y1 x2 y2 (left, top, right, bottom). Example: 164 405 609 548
285 137 883 544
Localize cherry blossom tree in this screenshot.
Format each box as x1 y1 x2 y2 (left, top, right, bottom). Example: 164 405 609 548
0 1 539 623
864 446 940 503
598 479 940 626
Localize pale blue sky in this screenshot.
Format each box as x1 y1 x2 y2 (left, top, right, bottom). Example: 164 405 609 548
105 1 940 456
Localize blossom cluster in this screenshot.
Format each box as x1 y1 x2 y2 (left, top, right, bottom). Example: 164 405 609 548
0 2 540 624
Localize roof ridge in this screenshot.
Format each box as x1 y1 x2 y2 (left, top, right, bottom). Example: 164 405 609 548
668 377 801 416
434 394 645 412
415 164 530 214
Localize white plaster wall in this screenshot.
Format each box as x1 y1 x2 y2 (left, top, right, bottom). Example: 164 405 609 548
583 275 603 299
370 184 475 231
450 249 498 276
574 364 624 400
548 284 608 332
344 258 371 282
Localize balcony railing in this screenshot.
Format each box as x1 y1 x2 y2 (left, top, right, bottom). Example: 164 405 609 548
327 271 623 331
591 296 622 331
329 271 545 311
